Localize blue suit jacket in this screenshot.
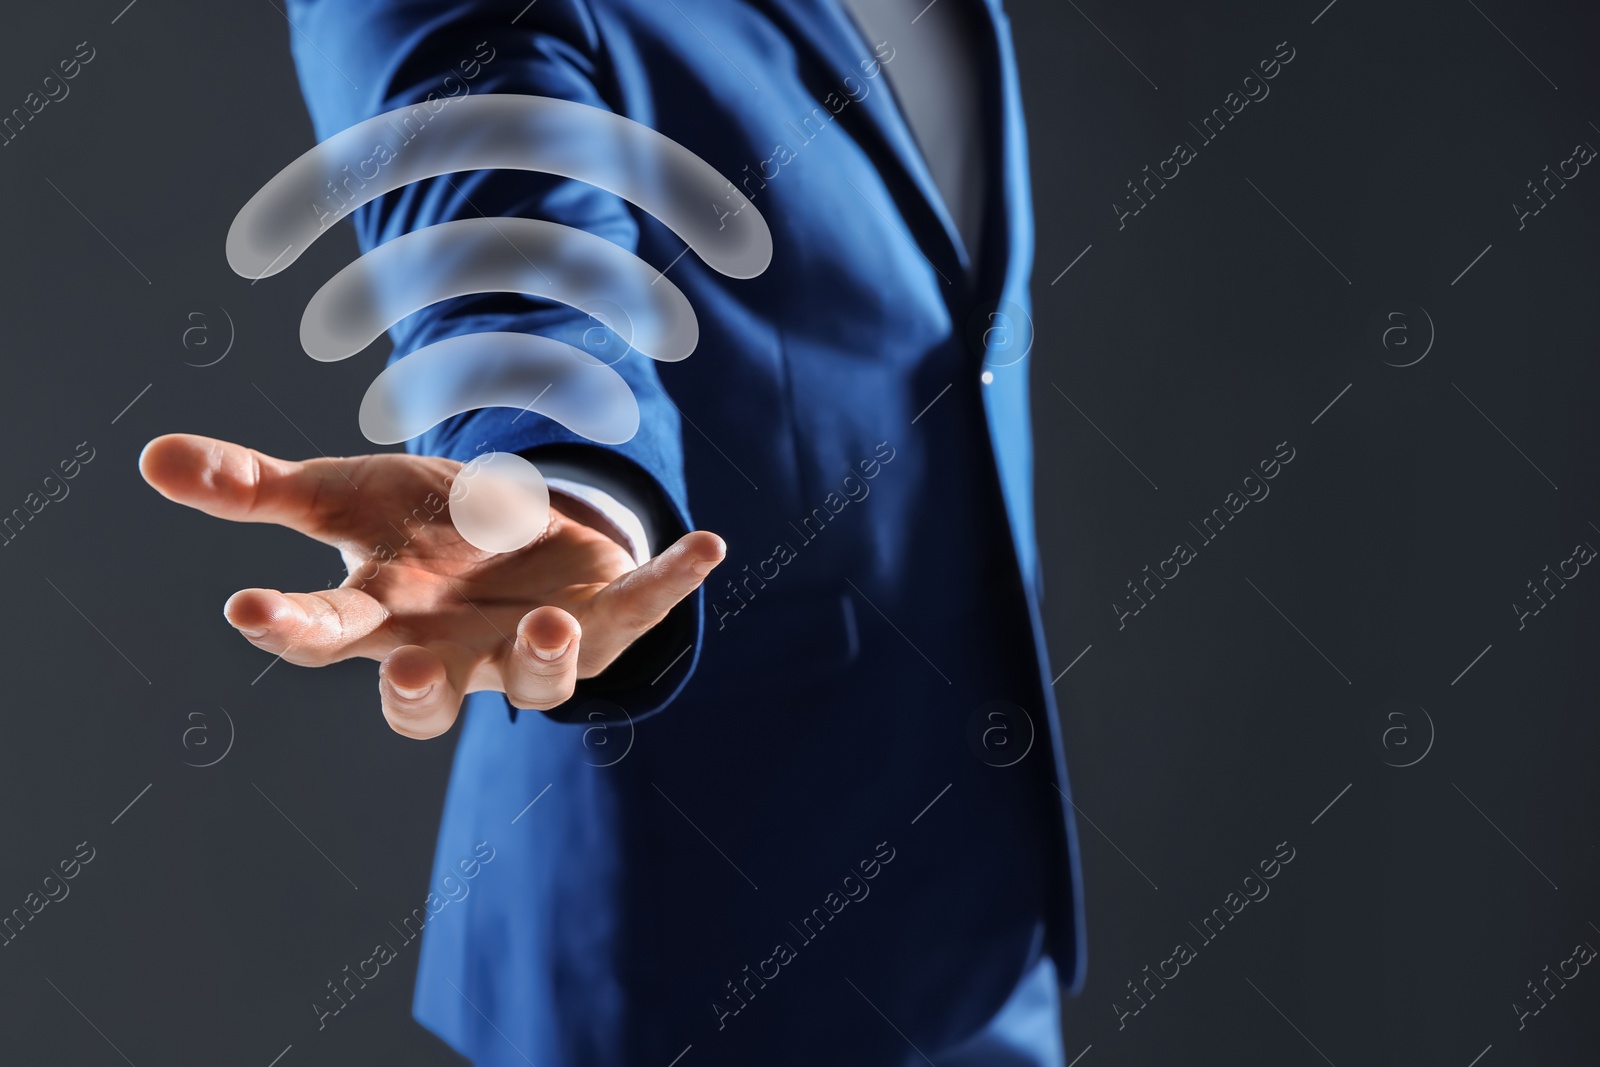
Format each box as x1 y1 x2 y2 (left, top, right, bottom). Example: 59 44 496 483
286 0 1086 1062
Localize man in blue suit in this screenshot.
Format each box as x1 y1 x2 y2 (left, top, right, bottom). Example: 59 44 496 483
140 0 1086 1062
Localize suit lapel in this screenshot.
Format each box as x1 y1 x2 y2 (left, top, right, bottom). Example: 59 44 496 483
963 0 1017 301
751 0 972 288
984 0 1028 308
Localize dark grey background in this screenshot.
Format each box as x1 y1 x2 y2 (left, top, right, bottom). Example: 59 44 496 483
0 1 1595 1064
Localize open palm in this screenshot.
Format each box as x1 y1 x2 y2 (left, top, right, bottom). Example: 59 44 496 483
140 433 724 738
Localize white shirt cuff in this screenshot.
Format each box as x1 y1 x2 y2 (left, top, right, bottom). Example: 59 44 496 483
544 477 653 567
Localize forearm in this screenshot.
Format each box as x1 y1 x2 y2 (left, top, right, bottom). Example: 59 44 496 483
284 0 704 721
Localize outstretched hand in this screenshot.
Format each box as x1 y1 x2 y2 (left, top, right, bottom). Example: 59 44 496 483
139 433 724 738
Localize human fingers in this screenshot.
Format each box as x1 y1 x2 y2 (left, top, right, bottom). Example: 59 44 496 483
577 530 725 673
499 605 582 711
377 643 472 739
222 587 391 666
139 433 363 545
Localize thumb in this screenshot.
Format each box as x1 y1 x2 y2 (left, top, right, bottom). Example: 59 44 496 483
577 530 725 672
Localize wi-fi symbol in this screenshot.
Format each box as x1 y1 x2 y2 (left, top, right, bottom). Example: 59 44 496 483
227 93 771 552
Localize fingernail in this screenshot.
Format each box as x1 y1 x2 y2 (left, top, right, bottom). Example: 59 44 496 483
532 639 571 662
691 557 720 577
236 625 268 638
391 681 432 701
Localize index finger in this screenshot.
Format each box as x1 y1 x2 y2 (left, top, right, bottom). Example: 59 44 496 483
138 433 360 545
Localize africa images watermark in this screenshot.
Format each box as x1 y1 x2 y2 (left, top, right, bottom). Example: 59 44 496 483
710 441 897 630
0 440 97 550
1113 440 1297 629
1113 39 1298 230
1512 930 1597 1031
1112 839 1298 1030
311 840 496 1030
1511 136 1595 231
712 839 897 1030
0 40 97 150
1511 533 1594 631
713 39 897 229
309 41 500 231
0 840 97 949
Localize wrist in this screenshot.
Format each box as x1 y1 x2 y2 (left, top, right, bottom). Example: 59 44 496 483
545 479 650 566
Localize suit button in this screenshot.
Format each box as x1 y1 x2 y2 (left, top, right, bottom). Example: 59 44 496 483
981 371 994 384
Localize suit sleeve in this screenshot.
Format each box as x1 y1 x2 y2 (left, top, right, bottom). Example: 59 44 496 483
282 0 702 724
